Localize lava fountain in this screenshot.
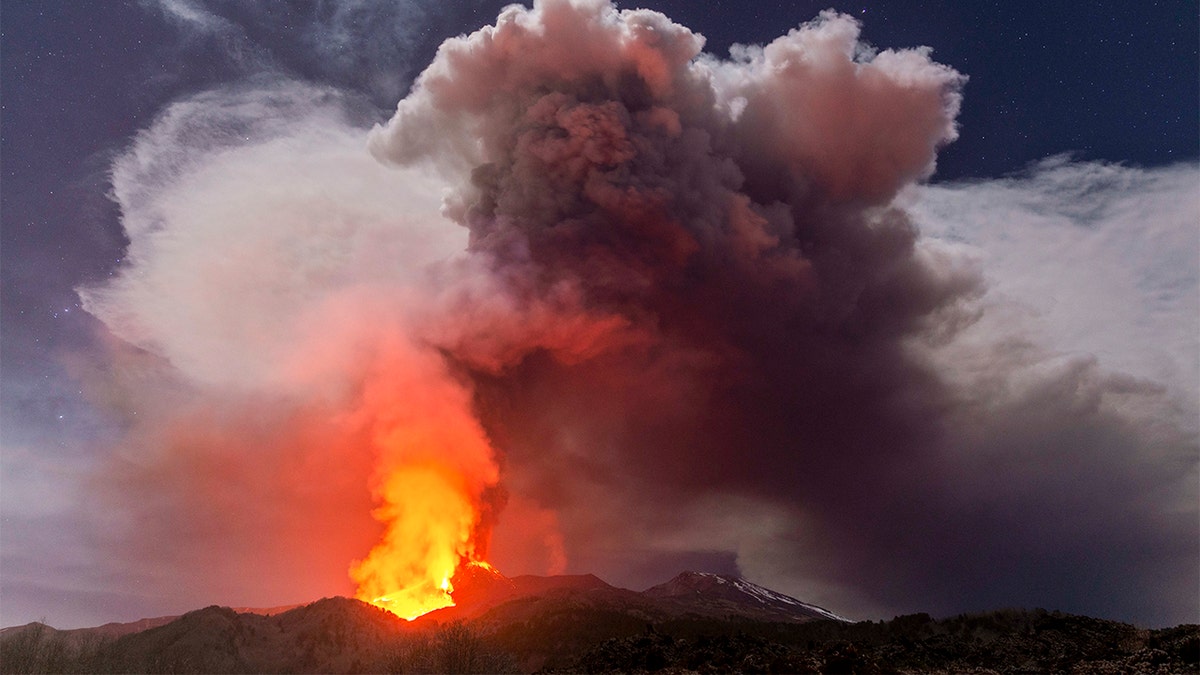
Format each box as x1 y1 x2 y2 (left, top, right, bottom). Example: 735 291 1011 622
350 465 478 619
345 337 503 620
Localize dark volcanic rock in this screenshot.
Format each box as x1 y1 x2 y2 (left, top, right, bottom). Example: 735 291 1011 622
4 576 1198 674
551 609 1200 674
451 562 519 608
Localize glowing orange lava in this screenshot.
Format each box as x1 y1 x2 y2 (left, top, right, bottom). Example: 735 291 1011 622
350 464 488 619
344 339 502 621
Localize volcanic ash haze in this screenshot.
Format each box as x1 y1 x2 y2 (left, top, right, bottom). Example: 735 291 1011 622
78 0 1197 625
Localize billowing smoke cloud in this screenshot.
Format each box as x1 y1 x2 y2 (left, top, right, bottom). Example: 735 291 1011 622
81 0 1196 626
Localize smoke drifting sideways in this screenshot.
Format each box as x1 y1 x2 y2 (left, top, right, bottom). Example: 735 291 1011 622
79 0 1197 625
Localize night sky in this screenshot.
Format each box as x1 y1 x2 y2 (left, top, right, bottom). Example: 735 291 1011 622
1 0 1197 630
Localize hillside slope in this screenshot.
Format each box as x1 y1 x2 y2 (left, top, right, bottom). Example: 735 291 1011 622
3 572 1197 673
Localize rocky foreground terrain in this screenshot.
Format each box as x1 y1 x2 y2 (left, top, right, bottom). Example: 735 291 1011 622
2 570 1196 673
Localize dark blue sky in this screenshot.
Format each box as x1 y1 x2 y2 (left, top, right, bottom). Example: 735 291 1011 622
1 0 1196 629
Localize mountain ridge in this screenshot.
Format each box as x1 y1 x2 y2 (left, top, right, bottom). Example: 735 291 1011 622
0 569 836 638
3 571 1197 673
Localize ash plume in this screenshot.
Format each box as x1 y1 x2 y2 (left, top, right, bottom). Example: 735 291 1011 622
79 0 1197 625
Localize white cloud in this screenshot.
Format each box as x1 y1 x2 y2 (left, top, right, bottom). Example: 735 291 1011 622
82 82 463 390
906 157 1200 418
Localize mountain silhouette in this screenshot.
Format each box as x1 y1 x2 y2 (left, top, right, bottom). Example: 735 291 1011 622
2 571 1197 673
643 571 847 623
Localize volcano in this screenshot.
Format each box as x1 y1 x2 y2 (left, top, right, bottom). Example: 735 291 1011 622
418 567 845 628
3 570 1197 673
0 569 843 672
